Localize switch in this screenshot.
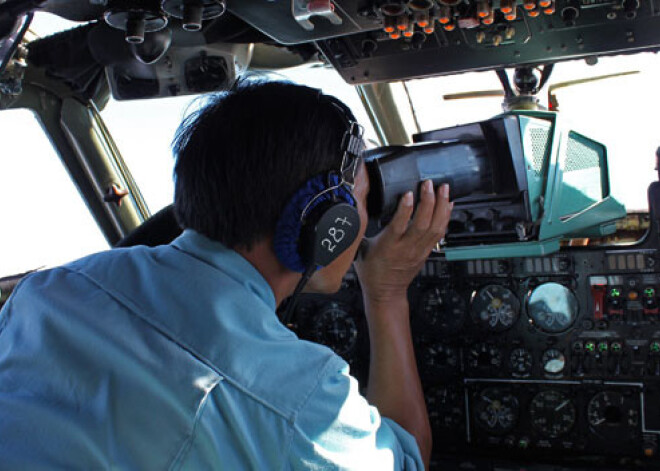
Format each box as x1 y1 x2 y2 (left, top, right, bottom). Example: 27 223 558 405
477 0 492 17
643 286 659 315
437 5 451 24
607 287 624 316
383 16 396 33
643 434 657 457
648 342 660 376
500 0 514 13
585 341 596 354
591 284 606 320
397 14 410 31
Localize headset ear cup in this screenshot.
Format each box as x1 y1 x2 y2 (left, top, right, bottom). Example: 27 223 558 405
273 173 358 273
300 201 361 268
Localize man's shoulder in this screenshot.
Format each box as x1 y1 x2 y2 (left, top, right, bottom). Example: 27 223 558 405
63 244 170 276
17 245 163 285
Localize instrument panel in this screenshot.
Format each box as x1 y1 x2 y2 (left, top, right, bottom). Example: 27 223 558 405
291 243 660 469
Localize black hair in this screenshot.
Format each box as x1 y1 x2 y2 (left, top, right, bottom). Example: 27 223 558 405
172 79 352 250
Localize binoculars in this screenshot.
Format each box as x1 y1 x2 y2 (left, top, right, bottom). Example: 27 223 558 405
364 139 492 222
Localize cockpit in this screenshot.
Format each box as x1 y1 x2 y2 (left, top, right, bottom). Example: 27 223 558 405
2 1 660 469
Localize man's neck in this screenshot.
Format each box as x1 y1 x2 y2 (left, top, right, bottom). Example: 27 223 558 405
235 240 300 307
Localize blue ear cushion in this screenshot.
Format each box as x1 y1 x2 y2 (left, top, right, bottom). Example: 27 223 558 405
274 173 356 273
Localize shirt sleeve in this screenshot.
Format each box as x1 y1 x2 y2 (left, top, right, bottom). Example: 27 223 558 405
287 356 424 471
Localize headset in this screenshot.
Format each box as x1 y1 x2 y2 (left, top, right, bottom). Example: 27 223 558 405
274 93 364 323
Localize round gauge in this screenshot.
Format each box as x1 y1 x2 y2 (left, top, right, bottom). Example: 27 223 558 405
527 283 579 333
509 348 533 377
426 387 464 429
541 348 566 376
471 285 520 332
418 286 466 334
311 303 359 357
529 390 576 438
587 391 640 441
421 342 459 373
468 343 503 370
474 387 519 434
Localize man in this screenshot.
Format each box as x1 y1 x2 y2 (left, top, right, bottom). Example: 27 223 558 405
0 80 452 469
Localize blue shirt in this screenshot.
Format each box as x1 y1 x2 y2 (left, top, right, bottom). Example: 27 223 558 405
0 230 423 470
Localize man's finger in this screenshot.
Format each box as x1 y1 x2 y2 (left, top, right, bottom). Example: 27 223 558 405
408 180 435 236
428 184 452 238
387 191 414 237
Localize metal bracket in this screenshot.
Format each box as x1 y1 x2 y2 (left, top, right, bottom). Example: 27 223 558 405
292 0 342 31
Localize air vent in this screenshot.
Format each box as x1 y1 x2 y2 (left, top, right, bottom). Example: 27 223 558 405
529 127 550 177
565 132 602 172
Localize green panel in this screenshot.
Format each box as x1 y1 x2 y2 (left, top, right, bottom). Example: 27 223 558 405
445 239 561 261
443 110 625 260
517 115 554 222
566 221 618 238
537 114 625 241
557 131 606 217
538 195 626 240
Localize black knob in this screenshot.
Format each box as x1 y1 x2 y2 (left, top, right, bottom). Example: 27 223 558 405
183 3 204 31
126 16 147 43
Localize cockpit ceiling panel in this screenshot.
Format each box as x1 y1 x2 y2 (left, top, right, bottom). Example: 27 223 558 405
229 0 660 82
318 16 660 84
228 1 382 45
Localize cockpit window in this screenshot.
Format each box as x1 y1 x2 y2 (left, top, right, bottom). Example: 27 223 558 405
29 12 79 37
0 109 108 276
101 96 196 214
275 66 380 145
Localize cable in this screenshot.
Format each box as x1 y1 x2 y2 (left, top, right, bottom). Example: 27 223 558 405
280 265 315 325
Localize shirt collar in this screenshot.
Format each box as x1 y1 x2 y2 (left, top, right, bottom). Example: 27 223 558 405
170 229 277 311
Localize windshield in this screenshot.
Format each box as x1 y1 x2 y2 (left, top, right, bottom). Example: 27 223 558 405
405 53 660 211
103 54 657 216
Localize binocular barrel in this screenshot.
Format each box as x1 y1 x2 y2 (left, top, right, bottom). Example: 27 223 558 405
364 140 492 221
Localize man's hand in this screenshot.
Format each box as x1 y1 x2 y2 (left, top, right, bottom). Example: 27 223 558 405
355 180 454 305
